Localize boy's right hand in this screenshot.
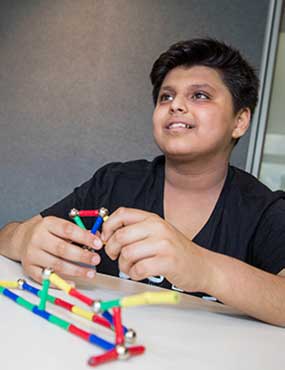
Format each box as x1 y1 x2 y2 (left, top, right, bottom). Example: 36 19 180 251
12 215 103 283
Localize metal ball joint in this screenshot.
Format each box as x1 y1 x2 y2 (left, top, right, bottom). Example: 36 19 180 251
116 344 130 360
69 208 79 218
92 299 102 313
42 267 54 279
99 207 109 218
17 278 26 290
125 328 136 343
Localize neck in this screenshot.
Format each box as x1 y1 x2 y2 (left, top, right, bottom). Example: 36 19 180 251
164 155 229 193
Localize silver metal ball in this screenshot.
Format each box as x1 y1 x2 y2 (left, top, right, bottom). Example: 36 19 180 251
17 278 26 290
69 208 79 218
99 207 109 218
116 345 129 360
125 328 136 343
42 267 54 279
92 299 102 313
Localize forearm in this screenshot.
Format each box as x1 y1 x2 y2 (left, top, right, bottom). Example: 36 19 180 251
0 221 22 260
202 249 285 326
0 215 42 261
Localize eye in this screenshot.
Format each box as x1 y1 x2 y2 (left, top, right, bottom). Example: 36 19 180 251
159 93 174 102
191 91 210 100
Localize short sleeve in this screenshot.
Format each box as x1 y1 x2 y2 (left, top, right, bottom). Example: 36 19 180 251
40 178 93 220
40 162 116 222
251 199 285 274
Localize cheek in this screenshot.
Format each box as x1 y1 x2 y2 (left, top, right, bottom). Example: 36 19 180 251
197 107 232 132
152 111 164 147
152 109 163 132
152 108 160 124
195 109 216 136
152 111 156 127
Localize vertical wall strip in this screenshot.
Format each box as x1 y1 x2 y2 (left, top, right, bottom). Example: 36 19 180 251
246 0 283 176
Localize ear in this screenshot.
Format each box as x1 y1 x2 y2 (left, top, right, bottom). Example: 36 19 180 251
232 108 251 139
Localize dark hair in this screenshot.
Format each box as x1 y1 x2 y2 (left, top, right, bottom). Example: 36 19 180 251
150 38 259 116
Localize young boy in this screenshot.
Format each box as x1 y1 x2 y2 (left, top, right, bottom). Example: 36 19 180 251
1 38 285 326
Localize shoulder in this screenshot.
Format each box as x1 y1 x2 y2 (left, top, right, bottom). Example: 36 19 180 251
219 167 285 272
83 156 164 211
230 166 272 193
227 165 285 216
92 155 164 180
229 165 285 201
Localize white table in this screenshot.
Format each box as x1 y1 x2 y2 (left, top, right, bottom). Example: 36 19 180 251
0 255 284 370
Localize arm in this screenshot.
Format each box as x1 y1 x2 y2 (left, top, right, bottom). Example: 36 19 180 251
201 250 285 326
0 163 118 282
101 207 285 326
0 215 102 283
0 221 22 260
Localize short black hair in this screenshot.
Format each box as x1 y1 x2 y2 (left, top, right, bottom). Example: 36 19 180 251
150 38 259 116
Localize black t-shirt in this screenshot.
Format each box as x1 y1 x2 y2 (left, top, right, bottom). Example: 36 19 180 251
41 156 285 292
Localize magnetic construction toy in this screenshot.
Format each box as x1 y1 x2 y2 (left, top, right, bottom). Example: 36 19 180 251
0 208 180 366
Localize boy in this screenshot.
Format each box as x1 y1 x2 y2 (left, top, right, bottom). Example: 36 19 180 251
1 39 285 325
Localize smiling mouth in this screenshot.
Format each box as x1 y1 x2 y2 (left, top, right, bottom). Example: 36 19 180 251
167 122 194 129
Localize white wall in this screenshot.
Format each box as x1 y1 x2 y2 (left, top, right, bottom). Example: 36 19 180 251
259 31 285 190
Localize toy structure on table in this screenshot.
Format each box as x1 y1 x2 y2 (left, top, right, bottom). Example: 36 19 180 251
0 208 180 366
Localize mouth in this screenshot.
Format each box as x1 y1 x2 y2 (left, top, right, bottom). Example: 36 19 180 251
166 122 194 130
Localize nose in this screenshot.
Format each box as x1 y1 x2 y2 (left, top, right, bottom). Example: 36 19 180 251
169 95 188 114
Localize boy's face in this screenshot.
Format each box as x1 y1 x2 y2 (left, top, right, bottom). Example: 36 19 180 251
152 65 248 162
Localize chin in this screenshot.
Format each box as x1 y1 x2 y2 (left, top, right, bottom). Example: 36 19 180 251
165 153 196 163
156 142 194 158
157 147 197 163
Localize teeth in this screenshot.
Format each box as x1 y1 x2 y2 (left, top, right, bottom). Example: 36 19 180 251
169 122 192 129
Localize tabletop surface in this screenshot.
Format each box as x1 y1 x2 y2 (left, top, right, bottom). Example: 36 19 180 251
0 255 284 370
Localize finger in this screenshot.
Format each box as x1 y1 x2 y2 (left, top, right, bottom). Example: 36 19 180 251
118 242 157 277
104 220 152 260
118 250 135 277
22 264 74 288
119 240 158 271
42 216 103 250
128 256 169 281
42 233 101 266
102 207 153 241
23 264 45 284
29 249 97 280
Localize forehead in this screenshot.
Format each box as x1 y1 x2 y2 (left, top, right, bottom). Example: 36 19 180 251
161 65 229 92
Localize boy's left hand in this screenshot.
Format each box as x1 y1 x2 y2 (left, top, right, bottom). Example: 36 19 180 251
101 207 210 293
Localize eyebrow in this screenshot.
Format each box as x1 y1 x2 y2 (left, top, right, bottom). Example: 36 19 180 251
160 86 176 93
160 83 216 93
